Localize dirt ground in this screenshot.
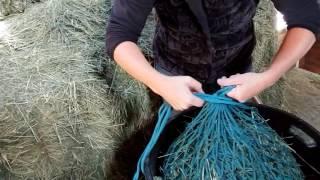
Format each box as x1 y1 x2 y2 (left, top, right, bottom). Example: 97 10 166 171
281 68 320 131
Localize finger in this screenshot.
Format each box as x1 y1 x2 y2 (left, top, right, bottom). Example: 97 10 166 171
217 74 244 86
187 77 204 93
173 103 184 111
227 86 247 102
165 99 183 111
217 76 227 87
191 96 204 107
172 105 179 111
178 104 189 111
229 73 241 78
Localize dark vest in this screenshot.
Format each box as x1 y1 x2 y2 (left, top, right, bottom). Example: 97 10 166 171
153 0 257 85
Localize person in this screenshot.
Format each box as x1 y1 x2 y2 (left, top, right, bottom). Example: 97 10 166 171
106 0 319 111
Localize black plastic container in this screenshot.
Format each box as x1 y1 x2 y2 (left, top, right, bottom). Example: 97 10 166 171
142 103 320 180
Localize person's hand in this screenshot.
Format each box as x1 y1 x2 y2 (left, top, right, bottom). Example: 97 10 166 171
151 76 205 111
217 71 277 102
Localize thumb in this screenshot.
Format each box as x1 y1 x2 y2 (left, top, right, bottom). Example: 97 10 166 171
187 77 204 93
217 74 243 87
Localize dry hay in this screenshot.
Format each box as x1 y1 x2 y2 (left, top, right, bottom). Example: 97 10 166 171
104 12 156 134
252 0 284 108
0 0 152 179
0 0 42 20
281 68 320 130
251 0 319 128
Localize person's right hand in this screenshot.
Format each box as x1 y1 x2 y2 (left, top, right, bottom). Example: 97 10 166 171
150 76 205 111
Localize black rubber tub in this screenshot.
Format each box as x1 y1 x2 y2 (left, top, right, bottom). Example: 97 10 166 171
142 103 320 180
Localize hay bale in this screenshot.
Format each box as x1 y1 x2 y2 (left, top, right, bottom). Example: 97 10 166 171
281 68 320 130
0 0 41 20
0 0 153 178
252 0 283 108
103 13 156 135
253 0 278 70
0 45 118 178
0 0 151 178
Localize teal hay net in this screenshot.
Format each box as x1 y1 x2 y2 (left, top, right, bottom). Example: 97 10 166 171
133 87 303 180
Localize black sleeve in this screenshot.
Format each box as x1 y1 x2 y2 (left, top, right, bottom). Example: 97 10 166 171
272 0 320 37
106 0 155 58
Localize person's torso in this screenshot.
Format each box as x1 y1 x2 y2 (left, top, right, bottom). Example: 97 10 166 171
153 0 258 83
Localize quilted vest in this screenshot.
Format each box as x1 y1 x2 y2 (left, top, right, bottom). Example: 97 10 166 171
153 0 257 85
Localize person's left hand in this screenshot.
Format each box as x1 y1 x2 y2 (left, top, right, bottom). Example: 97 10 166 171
217 71 277 102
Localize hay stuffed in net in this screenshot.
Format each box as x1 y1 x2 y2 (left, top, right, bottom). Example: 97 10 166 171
162 91 303 179
134 88 303 179
0 0 152 178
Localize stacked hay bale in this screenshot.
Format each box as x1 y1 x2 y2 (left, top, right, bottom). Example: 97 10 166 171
252 0 283 108
0 0 152 179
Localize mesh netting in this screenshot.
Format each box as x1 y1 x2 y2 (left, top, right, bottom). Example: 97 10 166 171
162 88 303 179
134 87 303 180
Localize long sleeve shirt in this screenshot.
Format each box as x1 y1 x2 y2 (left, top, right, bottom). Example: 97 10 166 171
106 0 320 84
